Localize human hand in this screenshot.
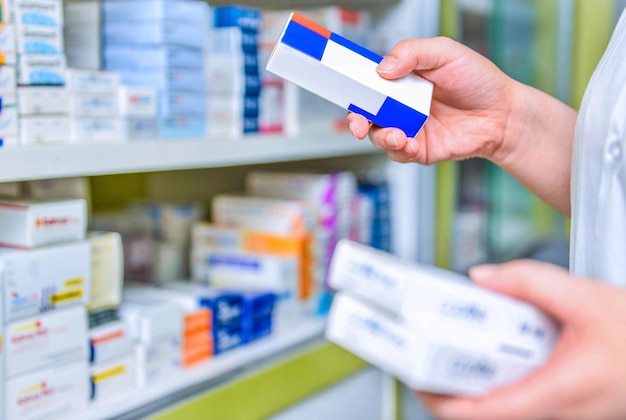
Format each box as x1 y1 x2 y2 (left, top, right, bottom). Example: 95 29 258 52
348 37 519 165
418 260 626 420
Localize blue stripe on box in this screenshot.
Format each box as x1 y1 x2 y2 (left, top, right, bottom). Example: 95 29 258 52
348 97 428 138
281 20 328 61
329 33 383 64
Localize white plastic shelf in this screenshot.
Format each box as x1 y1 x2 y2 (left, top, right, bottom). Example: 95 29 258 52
84 318 327 420
0 134 378 182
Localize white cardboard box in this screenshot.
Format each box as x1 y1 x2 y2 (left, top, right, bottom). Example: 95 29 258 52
119 85 158 117
15 24 64 54
16 86 70 115
0 107 18 137
14 0 64 27
65 67 119 92
0 240 91 322
87 231 123 312
17 53 66 86
5 305 88 377
70 117 125 143
70 91 119 117
0 198 87 248
5 361 89 420
19 115 71 145
89 320 132 365
119 298 183 344
90 355 134 402
0 22 16 52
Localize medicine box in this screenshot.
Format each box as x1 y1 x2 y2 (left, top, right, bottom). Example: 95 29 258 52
103 20 206 49
89 320 132 365
159 115 206 138
0 135 17 147
14 0 63 27
126 118 159 140
69 91 119 117
0 65 17 104
266 13 433 137
120 297 183 344
0 107 18 137
214 6 261 32
88 231 124 312
5 305 88 377
0 198 87 249
65 67 120 92
326 240 559 395
116 67 204 92
16 86 70 115
15 24 64 54
70 117 125 143
17 53 66 85
211 27 258 54
19 115 71 144
119 86 157 118
0 22 15 51
0 240 90 322
103 45 203 70
159 90 207 117
90 355 134 402
102 0 208 25
5 362 89 420
134 336 181 387
1 0 13 24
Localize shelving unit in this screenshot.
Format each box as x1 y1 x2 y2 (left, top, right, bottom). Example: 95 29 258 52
0 133 377 182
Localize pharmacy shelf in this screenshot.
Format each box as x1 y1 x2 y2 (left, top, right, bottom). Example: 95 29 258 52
85 318 327 420
209 0 398 9
0 134 379 183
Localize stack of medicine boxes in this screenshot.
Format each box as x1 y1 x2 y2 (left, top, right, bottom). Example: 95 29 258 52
87 230 135 404
15 0 70 146
0 3 18 148
0 198 91 419
102 0 208 139
207 6 262 138
64 0 102 70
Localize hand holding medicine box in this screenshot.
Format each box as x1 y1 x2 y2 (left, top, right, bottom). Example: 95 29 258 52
266 13 433 137
326 240 559 396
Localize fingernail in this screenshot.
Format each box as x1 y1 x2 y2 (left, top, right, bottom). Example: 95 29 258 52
377 56 399 74
407 139 417 154
349 122 356 136
386 131 398 148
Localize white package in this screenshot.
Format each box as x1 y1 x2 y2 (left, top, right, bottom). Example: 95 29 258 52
5 362 89 420
89 320 132 365
118 85 157 117
88 231 124 312
0 198 87 248
15 24 63 54
134 335 181 387
0 107 18 136
19 115 71 144
5 305 88 377
120 297 183 344
90 355 134 402
0 65 17 103
70 117 124 143
65 67 120 92
17 53 66 85
16 86 70 114
70 91 119 117
0 240 90 322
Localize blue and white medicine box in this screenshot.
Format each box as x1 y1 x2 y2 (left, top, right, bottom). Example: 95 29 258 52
213 6 261 32
266 13 433 138
102 0 208 26
103 45 203 70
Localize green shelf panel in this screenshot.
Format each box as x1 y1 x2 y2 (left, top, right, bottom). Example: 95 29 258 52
153 343 369 420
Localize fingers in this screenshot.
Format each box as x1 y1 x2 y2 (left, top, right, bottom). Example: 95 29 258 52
468 260 595 323
346 113 371 139
377 37 462 80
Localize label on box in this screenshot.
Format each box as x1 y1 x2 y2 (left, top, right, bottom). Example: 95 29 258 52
0 65 17 97
70 117 124 143
90 356 134 401
14 0 64 27
66 67 120 92
70 91 119 117
17 53 66 85
16 23 63 54
89 321 132 365
1 240 90 321
119 85 157 117
5 362 89 420
159 115 206 138
5 305 89 377
0 22 16 51
0 106 18 135
16 86 69 114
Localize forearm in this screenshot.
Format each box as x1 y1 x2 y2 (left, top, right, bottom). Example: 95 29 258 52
491 81 577 216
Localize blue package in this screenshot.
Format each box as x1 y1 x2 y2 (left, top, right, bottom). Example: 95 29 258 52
196 290 244 329
103 45 203 70
113 67 205 91
211 27 258 54
159 116 207 138
214 326 243 354
159 90 207 117
213 6 261 32
243 116 258 134
242 95 259 117
249 316 273 342
102 0 208 25
103 20 207 49
239 291 275 321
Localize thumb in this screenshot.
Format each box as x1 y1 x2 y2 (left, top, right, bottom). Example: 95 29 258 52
468 259 589 323
376 36 461 79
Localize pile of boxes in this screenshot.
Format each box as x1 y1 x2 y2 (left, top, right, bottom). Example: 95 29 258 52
206 5 262 138
102 0 209 139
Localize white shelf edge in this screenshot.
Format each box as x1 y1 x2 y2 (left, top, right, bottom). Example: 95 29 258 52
83 318 327 420
0 134 379 182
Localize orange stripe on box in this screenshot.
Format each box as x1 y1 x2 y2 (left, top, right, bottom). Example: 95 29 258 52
92 330 125 346
291 13 332 39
